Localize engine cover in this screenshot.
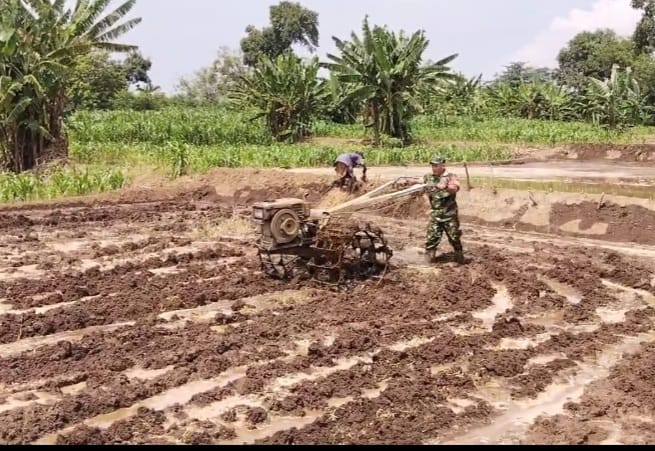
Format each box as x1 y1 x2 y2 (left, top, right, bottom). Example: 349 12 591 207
252 198 313 250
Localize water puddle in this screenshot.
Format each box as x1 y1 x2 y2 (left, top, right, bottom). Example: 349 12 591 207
0 264 45 281
393 246 434 266
40 332 476 444
491 334 552 351
6 295 101 316
148 266 184 275
526 312 599 334
0 299 11 313
602 280 655 307
180 337 429 434
60 382 87 396
0 391 60 414
472 284 513 330
49 240 87 253
0 321 135 358
74 244 210 274
432 312 464 323
527 353 568 366
222 414 320 445
430 332 655 445
597 420 624 445
158 302 234 323
539 276 583 304
158 290 312 325
292 339 312 356
278 355 374 392
558 219 608 236
430 363 457 376
388 337 434 352
123 365 175 381
447 398 478 414
595 307 628 324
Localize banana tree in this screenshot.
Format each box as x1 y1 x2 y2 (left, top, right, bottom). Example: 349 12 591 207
424 73 486 119
230 53 329 142
323 16 457 145
0 0 141 172
484 79 574 121
321 72 362 124
583 64 653 129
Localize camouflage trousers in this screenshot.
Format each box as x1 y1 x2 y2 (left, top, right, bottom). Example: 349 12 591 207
425 212 463 253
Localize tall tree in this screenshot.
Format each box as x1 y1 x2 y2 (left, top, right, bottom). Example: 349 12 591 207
240 1 319 66
325 17 457 145
122 50 151 87
0 0 141 172
556 29 650 89
632 0 655 53
68 50 128 110
492 62 555 87
176 47 249 104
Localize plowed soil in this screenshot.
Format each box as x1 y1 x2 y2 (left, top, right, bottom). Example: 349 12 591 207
0 170 653 445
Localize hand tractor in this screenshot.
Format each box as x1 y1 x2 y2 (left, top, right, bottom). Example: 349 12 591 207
251 178 428 285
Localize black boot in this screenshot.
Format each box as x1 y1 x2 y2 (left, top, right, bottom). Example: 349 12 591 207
453 245 465 264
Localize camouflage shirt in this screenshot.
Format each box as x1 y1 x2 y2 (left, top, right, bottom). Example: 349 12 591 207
423 172 460 219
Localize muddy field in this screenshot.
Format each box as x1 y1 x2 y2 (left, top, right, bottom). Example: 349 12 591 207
0 174 654 445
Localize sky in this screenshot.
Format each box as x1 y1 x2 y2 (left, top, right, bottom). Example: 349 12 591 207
109 0 643 93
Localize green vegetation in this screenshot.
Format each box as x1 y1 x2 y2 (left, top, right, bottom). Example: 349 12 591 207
70 141 511 174
68 108 653 148
4 0 655 204
0 0 141 172
67 108 271 146
410 116 651 144
0 166 128 202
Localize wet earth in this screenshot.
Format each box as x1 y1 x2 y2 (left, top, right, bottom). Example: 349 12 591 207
0 181 653 445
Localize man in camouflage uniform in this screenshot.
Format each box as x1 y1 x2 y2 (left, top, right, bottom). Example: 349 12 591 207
422 156 464 264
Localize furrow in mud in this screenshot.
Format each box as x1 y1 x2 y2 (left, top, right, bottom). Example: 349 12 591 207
0 245 245 310
1 180 654 444
0 261 285 344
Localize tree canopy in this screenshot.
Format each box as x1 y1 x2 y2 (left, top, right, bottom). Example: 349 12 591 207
240 1 319 66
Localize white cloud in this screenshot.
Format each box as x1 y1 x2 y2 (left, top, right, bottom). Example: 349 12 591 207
509 0 642 68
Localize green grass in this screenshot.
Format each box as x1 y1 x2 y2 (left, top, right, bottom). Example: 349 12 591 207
413 116 653 144
68 108 655 150
315 116 655 144
71 141 512 174
66 107 272 146
0 166 129 203
470 176 655 200
313 120 365 138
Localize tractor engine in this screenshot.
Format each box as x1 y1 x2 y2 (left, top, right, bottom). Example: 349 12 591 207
251 198 319 252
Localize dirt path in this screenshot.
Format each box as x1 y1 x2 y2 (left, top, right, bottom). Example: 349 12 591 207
287 161 655 183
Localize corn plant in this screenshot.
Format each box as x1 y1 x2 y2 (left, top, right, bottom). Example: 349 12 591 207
169 142 189 178
66 107 272 146
0 167 128 202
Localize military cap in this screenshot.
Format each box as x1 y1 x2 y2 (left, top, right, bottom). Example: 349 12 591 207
429 155 446 165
